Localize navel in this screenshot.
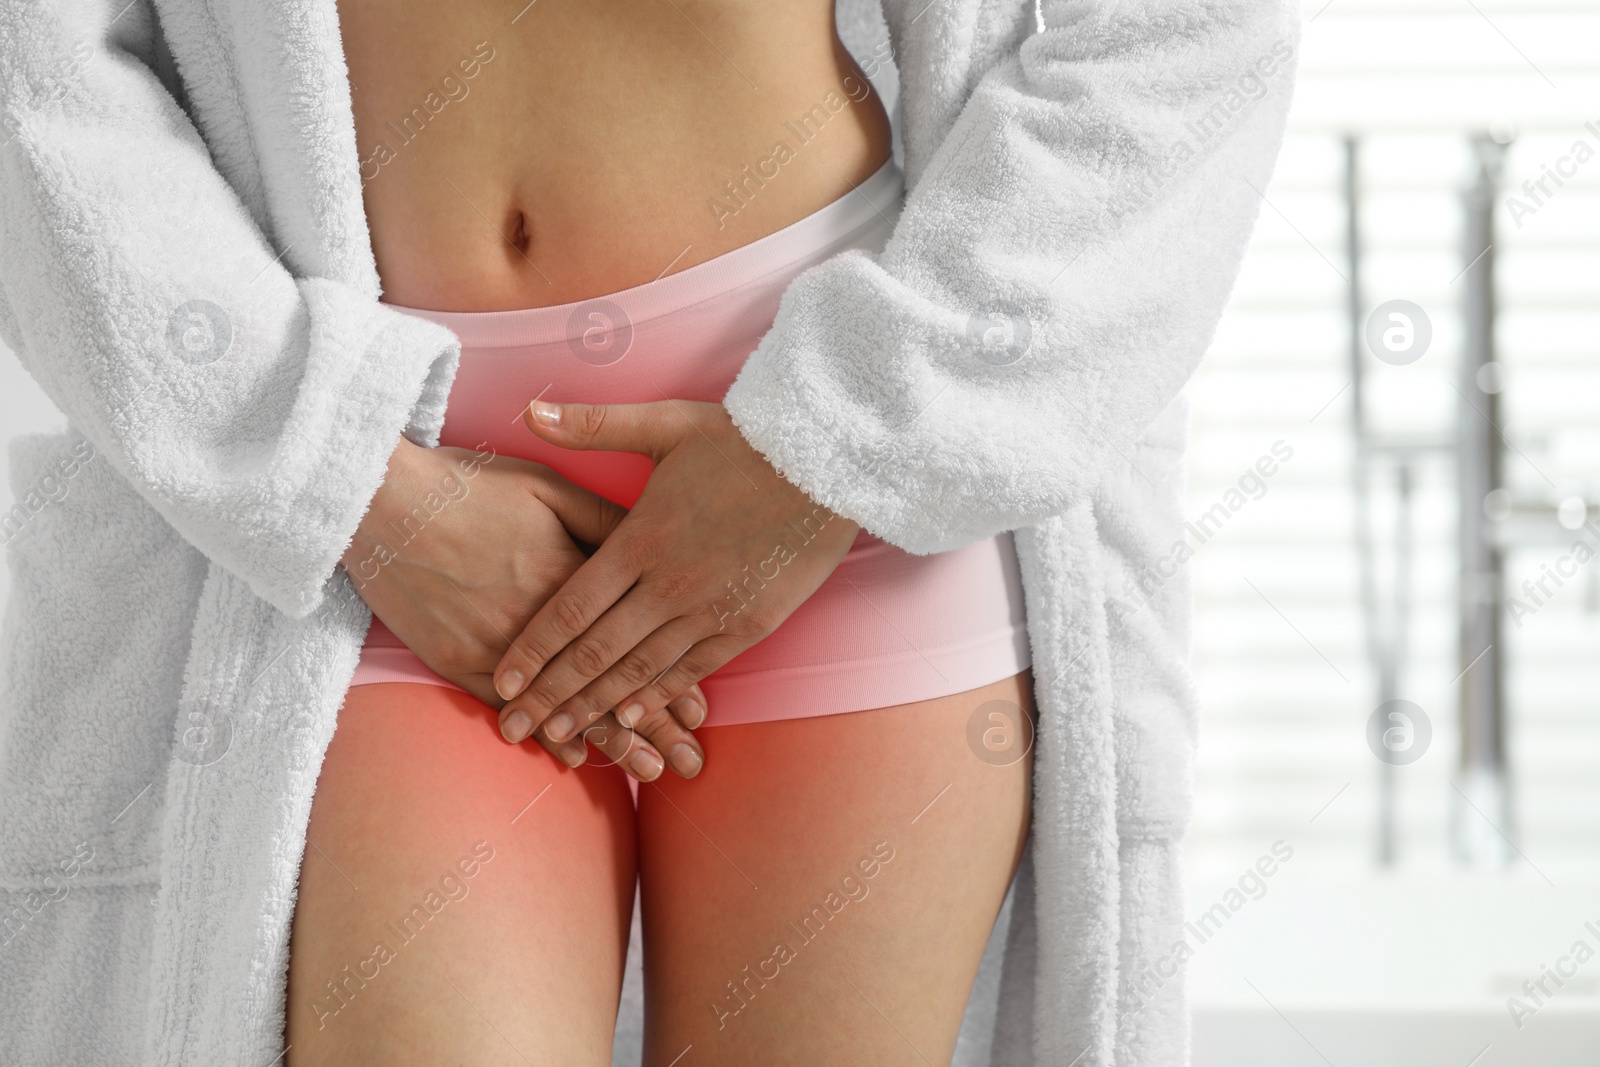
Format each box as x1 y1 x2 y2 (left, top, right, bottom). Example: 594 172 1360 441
506 207 533 258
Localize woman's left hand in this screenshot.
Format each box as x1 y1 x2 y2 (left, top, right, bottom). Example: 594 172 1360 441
491 399 859 747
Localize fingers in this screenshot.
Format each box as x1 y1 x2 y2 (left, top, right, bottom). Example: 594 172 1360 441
531 695 703 781
497 587 672 728
576 712 668 783
505 670 708 780
617 694 705 778
531 726 589 770
499 630 710 780
494 543 637 701
609 634 745 730
523 400 686 463
527 469 628 546
538 617 708 741
540 629 708 779
603 700 703 779
669 684 707 731
497 697 589 767
501 704 670 783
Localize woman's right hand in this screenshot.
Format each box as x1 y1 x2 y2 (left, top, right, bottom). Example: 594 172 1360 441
340 437 707 781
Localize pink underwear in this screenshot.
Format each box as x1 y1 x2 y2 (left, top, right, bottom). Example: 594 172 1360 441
351 157 1031 726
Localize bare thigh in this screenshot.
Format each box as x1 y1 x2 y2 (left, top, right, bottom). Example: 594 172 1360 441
638 671 1034 1067
286 683 636 1067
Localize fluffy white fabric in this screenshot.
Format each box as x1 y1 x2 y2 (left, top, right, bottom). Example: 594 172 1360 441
0 0 1295 1063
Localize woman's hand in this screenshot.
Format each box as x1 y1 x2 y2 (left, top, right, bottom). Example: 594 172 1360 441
343 437 708 781
491 400 859 745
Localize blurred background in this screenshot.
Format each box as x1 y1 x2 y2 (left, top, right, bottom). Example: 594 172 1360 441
1183 0 1600 1063
3 1 1597 1063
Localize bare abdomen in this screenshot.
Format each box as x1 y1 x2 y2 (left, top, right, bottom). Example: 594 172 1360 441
337 0 893 312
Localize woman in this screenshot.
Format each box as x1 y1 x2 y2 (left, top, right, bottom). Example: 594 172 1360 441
0 0 1296 1064
292 4 1036 1062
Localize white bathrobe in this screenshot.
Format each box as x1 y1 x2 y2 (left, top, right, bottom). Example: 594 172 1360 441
0 0 1296 1062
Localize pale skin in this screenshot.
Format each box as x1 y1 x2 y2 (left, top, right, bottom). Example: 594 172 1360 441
287 0 1033 1061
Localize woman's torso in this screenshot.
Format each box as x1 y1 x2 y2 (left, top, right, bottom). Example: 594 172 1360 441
337 1 1033 723
336 0 894 310
354 158 1032 724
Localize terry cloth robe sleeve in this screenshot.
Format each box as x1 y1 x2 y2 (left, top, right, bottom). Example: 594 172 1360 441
0 0 460 619
723 0 1300 553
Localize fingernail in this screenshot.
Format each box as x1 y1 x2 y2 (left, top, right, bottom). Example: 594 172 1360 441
496 669 525 701
561 744 586 768
678 693 706 729
668 743 702 778
616 701 644 728
545 712 575 742
502 709 532 744
527 401 561 427
629 749 664 782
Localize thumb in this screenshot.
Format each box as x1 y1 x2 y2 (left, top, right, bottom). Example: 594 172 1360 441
523 400 682 461
529 470 628 546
